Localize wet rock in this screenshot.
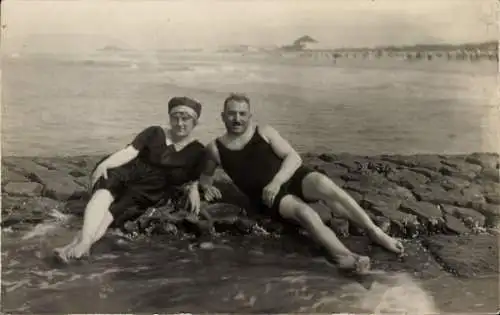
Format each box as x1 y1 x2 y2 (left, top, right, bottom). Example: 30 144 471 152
400 200 444 229
409 167 442 180
328 216 349 237
1 195 31 215
369 204 420 237
361 193 401 211
1 166 29 185
443 214 470 234
376 181 415 201
317 153 336 162
1 197 64 227
381 154 443 171
441 205 486 228
481 182 500 205
3 159 51 178
437 176 471 191
478 168 499 182
387 169 429 190
477 204 500 227
422 234 499 277
465 152 499 169
33 157 87 177
34 170 87 201
439 161 482 180
3 182 43 197
412 184 466 206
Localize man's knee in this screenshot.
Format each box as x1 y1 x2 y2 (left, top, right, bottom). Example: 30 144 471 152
293 203 324 227
304 172 338 196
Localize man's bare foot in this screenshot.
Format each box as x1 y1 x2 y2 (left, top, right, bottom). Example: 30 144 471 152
368 228 404 254
336 254 371 275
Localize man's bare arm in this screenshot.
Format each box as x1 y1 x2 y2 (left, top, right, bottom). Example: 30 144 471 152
199 141 221 188
260 125 302 185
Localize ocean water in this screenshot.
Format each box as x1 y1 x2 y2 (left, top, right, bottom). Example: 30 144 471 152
1 51 498 157
1 51 499 313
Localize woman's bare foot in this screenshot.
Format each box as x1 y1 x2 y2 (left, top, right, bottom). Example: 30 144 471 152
336 254 371 275
64 241 91 260
368 228 404 254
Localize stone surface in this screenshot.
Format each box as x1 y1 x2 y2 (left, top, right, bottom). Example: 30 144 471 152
2 152 500 283
422 234 499 277
4 152 499 234
443 213 470 234
441 205 486 228
1 166 29 185
3 182 43 197
465 152 499 169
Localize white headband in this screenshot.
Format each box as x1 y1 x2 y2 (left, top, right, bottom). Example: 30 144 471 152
169 105 198 120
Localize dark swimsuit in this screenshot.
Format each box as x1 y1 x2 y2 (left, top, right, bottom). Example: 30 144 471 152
92 125 206 227
215 126 315 217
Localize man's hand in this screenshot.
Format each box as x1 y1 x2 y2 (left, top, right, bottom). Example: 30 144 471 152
262 180 282 208
186 184 201 215
201 184 222 202
90 164 108 188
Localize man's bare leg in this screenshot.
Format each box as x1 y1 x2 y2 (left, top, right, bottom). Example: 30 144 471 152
301 172 404 254
279 195 371 274
55 189 115 261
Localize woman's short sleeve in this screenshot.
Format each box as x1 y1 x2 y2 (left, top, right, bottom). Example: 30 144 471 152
130 126 160 151
189 144 209 181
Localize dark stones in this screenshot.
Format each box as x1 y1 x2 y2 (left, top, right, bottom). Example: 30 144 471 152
3 152 499 241
441 205 486 228
3 182 43 197
35 170 87 201
387 169 429 190
413 184 466 206
1 166 29 185
443 213 470 234
437 176 471 191
422 234 499 277
400 200 443 228
481 182 500 205
465 152 499 169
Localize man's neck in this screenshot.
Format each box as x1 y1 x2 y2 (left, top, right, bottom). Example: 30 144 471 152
225 122 255 141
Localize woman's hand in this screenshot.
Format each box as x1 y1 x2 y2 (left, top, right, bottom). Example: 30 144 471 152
185 182 201 215
90 164 108 188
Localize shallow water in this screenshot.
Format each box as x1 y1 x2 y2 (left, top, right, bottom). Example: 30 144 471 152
2 52 498 157
2 217 498 314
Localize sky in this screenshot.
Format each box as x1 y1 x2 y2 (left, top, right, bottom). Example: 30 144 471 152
1 0 498 53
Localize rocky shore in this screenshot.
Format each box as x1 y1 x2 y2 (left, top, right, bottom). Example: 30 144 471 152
2 152 499 279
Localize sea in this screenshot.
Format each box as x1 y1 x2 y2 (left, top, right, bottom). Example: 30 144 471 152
1 50 499 313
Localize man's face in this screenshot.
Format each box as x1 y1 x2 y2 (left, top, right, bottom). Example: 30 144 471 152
221 100 252 135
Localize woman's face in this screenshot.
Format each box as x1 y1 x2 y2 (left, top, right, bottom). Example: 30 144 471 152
169 111 197 138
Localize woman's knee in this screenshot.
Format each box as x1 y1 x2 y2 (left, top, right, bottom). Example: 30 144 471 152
90 189 114 205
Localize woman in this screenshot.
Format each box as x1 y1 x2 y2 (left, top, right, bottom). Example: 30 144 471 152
55 96 206 262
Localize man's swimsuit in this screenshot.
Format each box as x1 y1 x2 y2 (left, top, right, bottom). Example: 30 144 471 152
215 126 315 216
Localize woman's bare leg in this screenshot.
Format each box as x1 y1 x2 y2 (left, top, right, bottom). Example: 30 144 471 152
55 189 115 260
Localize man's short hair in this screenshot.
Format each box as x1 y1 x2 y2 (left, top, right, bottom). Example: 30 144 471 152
223 93 250 111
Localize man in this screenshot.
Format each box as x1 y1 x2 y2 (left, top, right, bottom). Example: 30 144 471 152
199 93 404 274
